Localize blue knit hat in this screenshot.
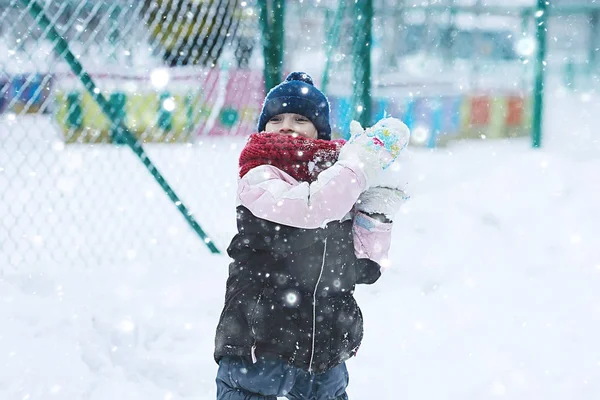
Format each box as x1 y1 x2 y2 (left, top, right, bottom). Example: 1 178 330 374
257 72 331 140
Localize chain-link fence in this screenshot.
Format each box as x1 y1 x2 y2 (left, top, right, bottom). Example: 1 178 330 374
0 0 265 271
282 0 538 147
283 0 600 147
3 0 600 271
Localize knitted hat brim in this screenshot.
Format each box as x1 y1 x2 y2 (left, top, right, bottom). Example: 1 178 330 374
257 96 330 139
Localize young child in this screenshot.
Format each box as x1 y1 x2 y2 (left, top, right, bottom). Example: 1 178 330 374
214 72 409 399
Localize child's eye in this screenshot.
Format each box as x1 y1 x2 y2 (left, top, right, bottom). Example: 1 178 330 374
269 117 282 122
296 117 309 123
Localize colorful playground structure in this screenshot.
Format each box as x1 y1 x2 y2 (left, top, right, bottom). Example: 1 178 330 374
331 93 531 146
2 71 531 147
0 73 52 114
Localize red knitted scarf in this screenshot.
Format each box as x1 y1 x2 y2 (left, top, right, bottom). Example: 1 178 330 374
239 133 346 183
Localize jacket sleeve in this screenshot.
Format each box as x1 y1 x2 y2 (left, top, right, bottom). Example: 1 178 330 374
237 161 367 229
352 211 392 268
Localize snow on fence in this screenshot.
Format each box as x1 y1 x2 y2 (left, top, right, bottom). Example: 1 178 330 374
2 0 591 270
0 0 259 269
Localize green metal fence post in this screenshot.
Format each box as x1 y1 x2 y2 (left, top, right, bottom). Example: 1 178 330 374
589 10 599 75
22 0 220 254
66 92 83 130
158 92 174 132
271 0 285 86
519 9 532 91
258 0 272 90
259 0 285 93
321 0 346 95
564 59 575 89
109 92 127 144
352 0 373 128
445 0 457 66
108 5 121 62
532 0 548 148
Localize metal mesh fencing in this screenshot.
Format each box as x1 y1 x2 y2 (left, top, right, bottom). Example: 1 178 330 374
545 9 600 92
4 0 599 271
284 0 538 146
284 0 600 147
0 0 264 271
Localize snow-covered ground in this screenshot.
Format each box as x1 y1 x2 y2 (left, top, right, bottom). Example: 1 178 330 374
1 86 600 400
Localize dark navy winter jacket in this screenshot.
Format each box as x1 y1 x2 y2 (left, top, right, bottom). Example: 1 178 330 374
214 163 391 373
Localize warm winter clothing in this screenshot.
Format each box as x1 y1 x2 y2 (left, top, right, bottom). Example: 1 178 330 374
348 118 411 220
234 160 393 261
214 202 388 373
215 71 409 399
214 132 394 375
216 356 349 400
257 72 331 140
348 117 410 170
239 133 345 182
356 187 407 220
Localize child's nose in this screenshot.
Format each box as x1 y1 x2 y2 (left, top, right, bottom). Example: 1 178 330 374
279 118 293 132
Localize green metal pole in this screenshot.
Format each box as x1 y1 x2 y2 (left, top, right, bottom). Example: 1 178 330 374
589 10 599 75
321 0 346 95
471 0 483 91
108 5 121 62
532 0 548 148
22 0 220 254
520 9 531 91
352 0 373 128
446 0 457 66
271 0 285 84
259 0 285 93
258 0 272 91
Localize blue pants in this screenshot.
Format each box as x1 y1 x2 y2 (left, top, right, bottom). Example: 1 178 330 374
216 356 349 400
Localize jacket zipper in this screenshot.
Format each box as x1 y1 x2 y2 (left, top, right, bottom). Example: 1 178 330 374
250 290 264 363
308 238 327 373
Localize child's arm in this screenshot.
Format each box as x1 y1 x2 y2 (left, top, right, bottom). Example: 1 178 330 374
238 116 409 230
237 160 368 229
352 175 407 282
351 141 410 269
353 211 392 264
351 212 392 284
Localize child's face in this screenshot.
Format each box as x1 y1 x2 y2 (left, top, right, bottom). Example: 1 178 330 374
265 113 318 139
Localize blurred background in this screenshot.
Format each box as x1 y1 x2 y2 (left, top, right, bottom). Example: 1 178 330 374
2 0 599 267
1 0 599 399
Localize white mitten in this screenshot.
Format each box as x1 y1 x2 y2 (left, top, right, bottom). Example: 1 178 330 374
355 145 413 220
369 150 413 192
355 187 407 220
338 117 410 187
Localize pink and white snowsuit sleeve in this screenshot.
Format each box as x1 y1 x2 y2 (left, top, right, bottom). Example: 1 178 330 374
237 161 393 265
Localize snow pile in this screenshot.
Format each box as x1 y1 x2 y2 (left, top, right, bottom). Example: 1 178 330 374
1 90 599 399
